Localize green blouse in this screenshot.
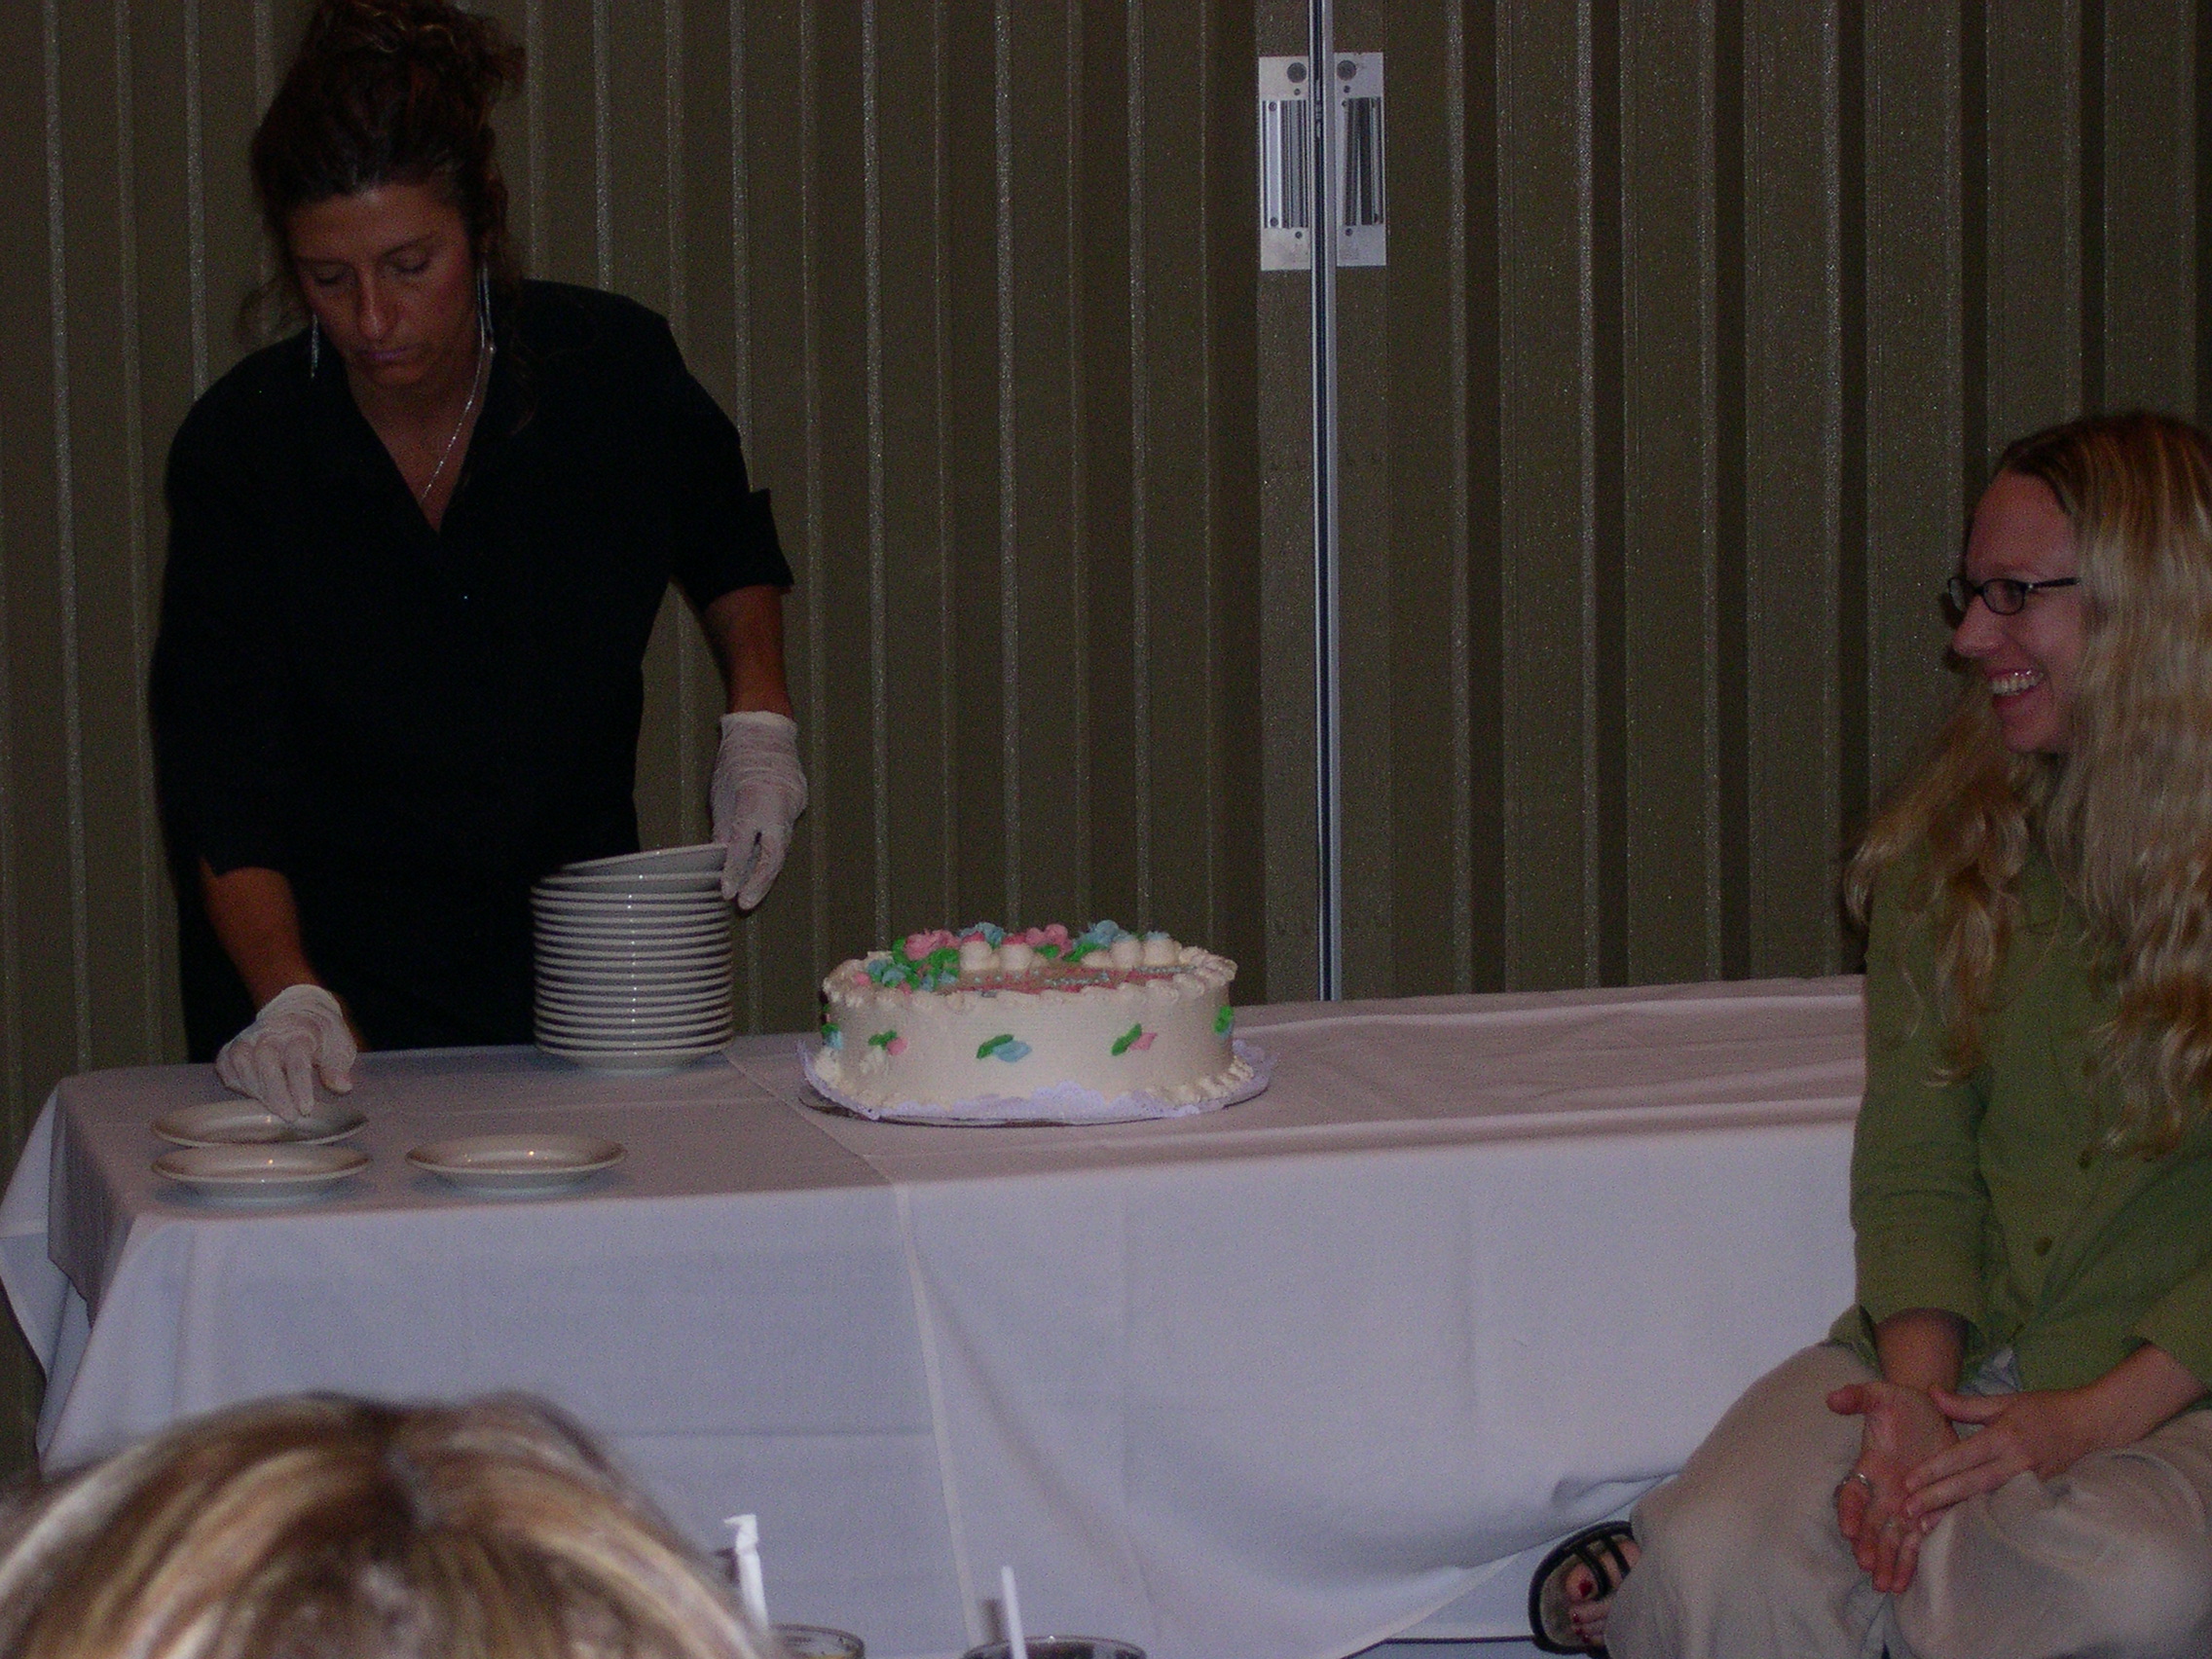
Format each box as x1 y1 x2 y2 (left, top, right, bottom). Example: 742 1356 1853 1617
1832 846 2212 1394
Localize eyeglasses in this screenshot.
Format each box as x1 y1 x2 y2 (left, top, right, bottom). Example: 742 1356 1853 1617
1943 574 2080 616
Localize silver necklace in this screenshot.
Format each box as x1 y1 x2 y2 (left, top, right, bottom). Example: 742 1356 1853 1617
417 328 492 510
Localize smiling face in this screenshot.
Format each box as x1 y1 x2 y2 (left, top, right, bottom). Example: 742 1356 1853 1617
287 180 480 402
1951 469 2084 756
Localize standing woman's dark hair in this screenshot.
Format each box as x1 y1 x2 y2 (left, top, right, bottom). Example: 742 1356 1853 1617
248 0 523 324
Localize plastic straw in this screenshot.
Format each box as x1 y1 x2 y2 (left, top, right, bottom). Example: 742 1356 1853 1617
726 1514 768 1626
1000 1565 1028 1659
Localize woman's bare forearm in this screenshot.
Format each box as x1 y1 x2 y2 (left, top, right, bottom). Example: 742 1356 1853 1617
701 584 794 717
2075 1343 2208 1449
199 861 320 1010
1875 1308 1968 1394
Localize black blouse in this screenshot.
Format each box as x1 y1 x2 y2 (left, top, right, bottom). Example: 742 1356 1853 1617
151 281 792 1056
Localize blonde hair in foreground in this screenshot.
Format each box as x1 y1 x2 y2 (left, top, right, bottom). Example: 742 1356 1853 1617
0 1393 776 1659
1847 410 2212 1154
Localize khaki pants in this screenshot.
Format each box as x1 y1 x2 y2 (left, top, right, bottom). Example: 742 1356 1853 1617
1606 1344 2212 1659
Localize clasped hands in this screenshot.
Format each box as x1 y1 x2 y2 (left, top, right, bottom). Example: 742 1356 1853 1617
1826 1376 2108 1594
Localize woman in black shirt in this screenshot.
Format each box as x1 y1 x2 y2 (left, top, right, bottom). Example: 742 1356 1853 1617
151 0 803 1114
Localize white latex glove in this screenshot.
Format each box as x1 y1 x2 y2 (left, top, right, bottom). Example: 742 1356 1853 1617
712 710 808 908
214 983 358 1124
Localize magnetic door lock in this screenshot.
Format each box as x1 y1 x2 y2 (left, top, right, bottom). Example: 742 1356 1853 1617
1257 53 1385 272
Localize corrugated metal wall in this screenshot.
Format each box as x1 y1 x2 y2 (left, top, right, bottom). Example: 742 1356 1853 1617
0 0 2201 1461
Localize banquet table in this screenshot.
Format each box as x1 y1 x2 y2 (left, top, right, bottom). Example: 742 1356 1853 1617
0 977 1863 1659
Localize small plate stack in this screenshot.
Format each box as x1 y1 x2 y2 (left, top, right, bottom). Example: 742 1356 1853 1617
532 844 734 1072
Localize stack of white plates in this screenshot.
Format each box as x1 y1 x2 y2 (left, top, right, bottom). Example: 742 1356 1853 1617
533 844 733 1071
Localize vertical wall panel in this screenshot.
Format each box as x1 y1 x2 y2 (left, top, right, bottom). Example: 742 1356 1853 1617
1742 1 1844 975
2101 0 2196 412
0 0 71 1471
1255 0 1314 1001
1004 0 1081 928
1204 0 1265 999
1382 0 1472 995
799 0 880 987
1618 0 1722 985
1986 0 2083 451
1494 0 1594 989
1146 0 1232 950
874 0 961 946
1332 0 1395 999
1863 3 1967 819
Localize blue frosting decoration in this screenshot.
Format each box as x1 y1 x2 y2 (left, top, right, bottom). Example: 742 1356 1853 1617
994 1040 1032 1062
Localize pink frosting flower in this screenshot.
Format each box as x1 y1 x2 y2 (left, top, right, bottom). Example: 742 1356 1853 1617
1131 1031 1157 1051
1021 923 1071 948
886 1036 907 1055
905 929 958 957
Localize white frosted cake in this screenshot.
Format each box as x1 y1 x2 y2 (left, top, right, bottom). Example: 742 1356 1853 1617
814 922 1248 1111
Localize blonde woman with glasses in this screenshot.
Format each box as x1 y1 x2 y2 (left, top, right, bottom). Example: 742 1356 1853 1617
0 1393 777 1659
1530 411 2212 1658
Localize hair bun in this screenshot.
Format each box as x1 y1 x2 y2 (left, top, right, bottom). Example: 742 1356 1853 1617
300 0 521 123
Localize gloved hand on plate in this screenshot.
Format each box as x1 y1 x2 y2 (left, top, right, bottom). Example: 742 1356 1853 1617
213 982 357 1124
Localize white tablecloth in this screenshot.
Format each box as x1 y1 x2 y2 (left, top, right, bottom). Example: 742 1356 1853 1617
0 977 1864 1659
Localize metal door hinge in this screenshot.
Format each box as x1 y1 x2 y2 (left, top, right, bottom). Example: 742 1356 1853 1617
1258 53 1385 271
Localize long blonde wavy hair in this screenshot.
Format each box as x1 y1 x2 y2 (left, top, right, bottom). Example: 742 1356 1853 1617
1845 411 2212 1154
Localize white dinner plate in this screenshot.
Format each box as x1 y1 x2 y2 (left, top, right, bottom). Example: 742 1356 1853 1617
534 870 726 896
531 929 729 955
536 1037 730 1073
531 969 729 995
531 891 730 913
532 930 730 950
561 843 726 876
535 1017 734 1047
152 1099 367 1148
534 1014 735 1044
407 1133 625 1193
535 941 732 966
535 1013 734 1039
535 984 732 1014
533 993 731 1020
536 941 730 959
532 905 729 927
153 1143 370 1199
535 1011 732 1036
535 964 734 990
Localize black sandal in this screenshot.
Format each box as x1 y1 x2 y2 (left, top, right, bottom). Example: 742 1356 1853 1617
1527 1519 1638 1655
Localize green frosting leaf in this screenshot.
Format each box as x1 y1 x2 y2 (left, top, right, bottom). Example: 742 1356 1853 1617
1111 1022 1143 1056
977 1033 1015 1058
1214 1005 1235 1035
869 1029 898 1049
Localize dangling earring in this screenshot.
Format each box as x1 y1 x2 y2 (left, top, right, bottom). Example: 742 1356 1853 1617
309 315 320 377
477 265 495 358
